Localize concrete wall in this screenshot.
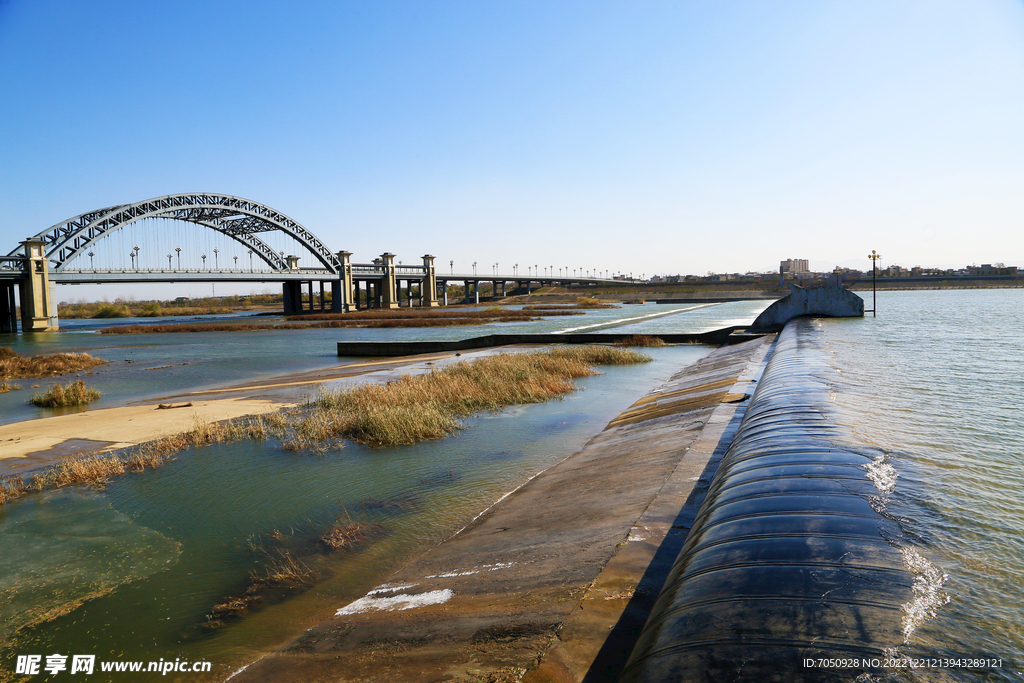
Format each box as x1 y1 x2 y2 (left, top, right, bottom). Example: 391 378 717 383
750 284 863 331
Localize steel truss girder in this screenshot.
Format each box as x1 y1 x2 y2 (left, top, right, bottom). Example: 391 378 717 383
9 194 340 274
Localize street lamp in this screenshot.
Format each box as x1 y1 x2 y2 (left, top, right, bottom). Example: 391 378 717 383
175 247 181 269
473 261 477 275
129 251 135 270
450 260 453 275
167 253 172 269
213 248 219 269
133 245 140 271
88 251 95 269
248 249 254 272
201 253 207 269
868 250 881 317
233 255 238 269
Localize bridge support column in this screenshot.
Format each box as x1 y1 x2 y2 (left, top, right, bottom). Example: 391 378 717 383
501 281 506 297
1 282 17 333
282 281 302 315
421 254 439 307
441 280 448 306
474 280 480 304
19 239 57 332
335 251 353 312
379 253 399 309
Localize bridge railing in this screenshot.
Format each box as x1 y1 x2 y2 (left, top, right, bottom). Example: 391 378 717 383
57 267 337 275
0 256 26 273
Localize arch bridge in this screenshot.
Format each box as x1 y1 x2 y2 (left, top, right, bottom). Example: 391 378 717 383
1 193 615 333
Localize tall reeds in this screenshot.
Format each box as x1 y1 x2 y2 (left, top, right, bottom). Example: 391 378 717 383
29 380 102 407
615 334 667 347
308 345 651 446
0 347 108 380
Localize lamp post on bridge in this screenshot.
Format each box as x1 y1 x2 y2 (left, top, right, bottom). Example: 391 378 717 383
248 249 254 272
868 250 881 317
129 251 135 270
233 255 238 269
201 254 207 270
133 245 140 271
88 251 95 269
175 247 181 270
473 262 477 275
213 248 219 270
167 253 172 269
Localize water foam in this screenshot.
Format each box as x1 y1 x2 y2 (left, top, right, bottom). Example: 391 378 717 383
864 454 898 494
899 546 950 641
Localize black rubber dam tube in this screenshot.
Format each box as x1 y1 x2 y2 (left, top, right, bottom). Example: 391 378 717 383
619 319 915 682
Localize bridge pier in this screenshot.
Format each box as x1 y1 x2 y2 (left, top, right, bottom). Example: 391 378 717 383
1 282 17 333
379 253 399 309
336 251 353 313
282 280 302 315
18 240 58 332
422 255 439 307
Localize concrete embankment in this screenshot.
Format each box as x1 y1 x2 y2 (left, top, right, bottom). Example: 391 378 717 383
336 327 763 357
231 336 774 683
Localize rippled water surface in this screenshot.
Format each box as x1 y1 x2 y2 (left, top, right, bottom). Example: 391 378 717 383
821 289 1024 681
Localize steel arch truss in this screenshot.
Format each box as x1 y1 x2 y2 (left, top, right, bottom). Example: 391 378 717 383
10 194 340 273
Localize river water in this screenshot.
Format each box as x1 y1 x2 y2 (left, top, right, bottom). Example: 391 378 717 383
2 292 1020 681
819 289 1024 681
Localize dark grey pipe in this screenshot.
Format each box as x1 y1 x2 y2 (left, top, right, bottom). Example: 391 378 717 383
619 319 913 682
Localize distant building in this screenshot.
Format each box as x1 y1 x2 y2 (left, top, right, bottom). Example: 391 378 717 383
780 258 810 277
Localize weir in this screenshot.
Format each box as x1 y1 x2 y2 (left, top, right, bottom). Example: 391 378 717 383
619 319 912 682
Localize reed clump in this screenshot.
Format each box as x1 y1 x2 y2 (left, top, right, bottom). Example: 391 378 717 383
308 345 651 447
0 475 28 505
615 334 668 347
29 380 102 407
320 511 387 551
0 382 20 393
0 347 108 380
207 552 316 625
31 454 125 488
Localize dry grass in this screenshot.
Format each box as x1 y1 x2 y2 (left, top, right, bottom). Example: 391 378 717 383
253 552 316 588
0 347 108 380
98 307 584 334
308 345 651 447
207 551 316 624
320 515 386 551
0 475 28 505
0 382 20 393
615 334 668 347
29 380 102 407
31 454 125 488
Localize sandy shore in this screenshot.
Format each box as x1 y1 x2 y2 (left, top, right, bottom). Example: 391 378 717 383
0 350 474 477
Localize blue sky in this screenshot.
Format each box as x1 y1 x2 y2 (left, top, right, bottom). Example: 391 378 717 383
2 0 1023 298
